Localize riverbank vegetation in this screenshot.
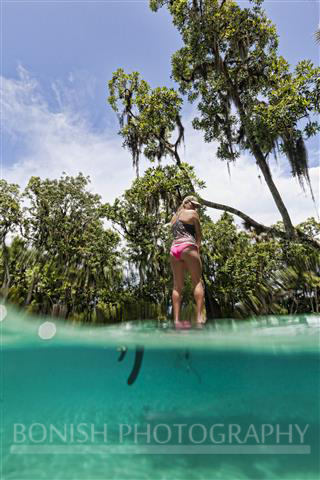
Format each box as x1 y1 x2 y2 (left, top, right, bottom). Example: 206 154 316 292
1 169 319 323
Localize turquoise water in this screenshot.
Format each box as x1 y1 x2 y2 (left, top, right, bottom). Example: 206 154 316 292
1 306 320 480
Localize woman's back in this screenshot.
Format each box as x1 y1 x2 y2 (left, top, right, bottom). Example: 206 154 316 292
171 209 197 247
171 209 195 226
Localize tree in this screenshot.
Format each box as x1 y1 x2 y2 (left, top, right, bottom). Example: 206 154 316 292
0 180 23 295
108 0 319 246
201 211 283 316
19 173 122 318
108 70 185 175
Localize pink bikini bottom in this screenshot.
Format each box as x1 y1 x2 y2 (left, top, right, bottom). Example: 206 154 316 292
170 243 198 260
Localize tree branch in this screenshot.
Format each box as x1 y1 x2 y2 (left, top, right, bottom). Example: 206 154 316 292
198 196 320 249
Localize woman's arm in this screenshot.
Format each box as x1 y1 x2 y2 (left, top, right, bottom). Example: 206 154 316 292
170 213 177 225
164 213 177 228
192 212 201 250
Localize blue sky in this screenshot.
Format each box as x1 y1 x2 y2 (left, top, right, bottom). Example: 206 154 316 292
1 0 319 226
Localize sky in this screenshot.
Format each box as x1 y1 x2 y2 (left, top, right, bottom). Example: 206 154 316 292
1 0 320 228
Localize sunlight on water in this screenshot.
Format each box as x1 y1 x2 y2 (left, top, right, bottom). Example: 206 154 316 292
1 304 319 480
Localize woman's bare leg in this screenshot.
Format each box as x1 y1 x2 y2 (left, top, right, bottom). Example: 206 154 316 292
170 254 185 324
181 248 205 324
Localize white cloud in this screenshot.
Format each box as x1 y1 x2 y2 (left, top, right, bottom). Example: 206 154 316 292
1 66 136 202
1 67 319 230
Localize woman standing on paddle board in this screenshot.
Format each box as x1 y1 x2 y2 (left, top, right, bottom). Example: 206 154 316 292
169 196 205 328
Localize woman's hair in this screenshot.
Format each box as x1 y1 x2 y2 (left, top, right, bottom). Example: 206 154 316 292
171 195 200 223
176 202 184 215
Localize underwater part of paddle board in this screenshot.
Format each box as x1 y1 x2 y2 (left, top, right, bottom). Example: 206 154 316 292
117 345 128 362
127 346 144 386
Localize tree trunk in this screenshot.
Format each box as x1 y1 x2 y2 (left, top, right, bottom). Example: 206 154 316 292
249 141 296 239
209 44 297 239
25 272 37 306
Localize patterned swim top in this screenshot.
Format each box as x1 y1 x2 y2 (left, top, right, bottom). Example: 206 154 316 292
171 215 197 247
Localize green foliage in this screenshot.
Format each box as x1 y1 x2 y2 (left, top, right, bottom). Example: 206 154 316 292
23 173 103 254
0 174 125 322
147 0 319 235
0 180 23 291
201 213 319 317
157 1 319 172
0 179 22 242
1 172 319 321
274 218 320 314
108 68 184 172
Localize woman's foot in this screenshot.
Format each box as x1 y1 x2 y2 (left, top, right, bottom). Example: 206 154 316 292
175 320 192 330
195 318 206 328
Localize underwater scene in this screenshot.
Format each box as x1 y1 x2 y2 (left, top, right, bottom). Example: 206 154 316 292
1 305 319 480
